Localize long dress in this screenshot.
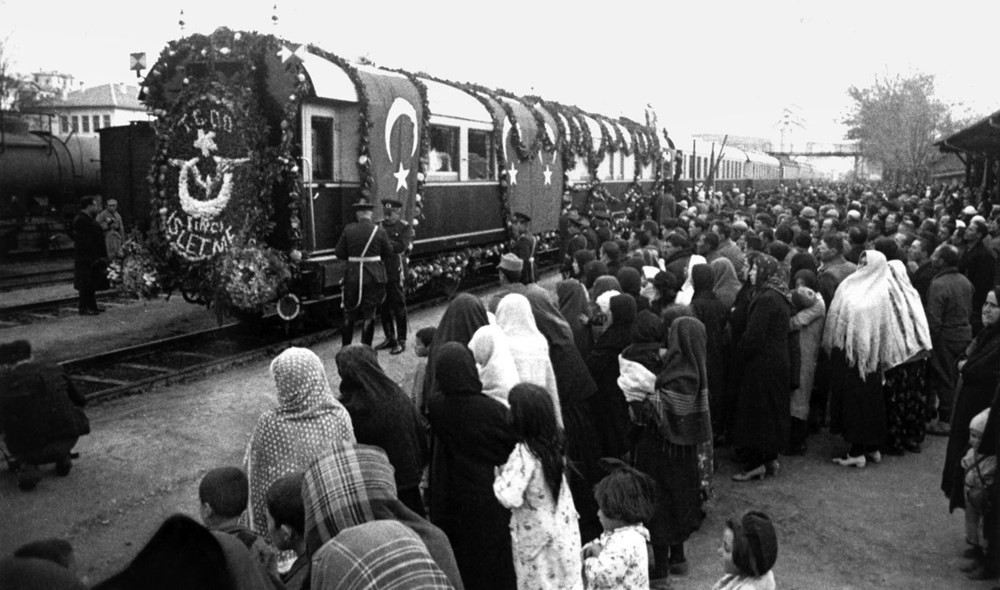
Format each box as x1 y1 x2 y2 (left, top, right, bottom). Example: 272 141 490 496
495 293 562 425
494 443 583 590
586 294 636 459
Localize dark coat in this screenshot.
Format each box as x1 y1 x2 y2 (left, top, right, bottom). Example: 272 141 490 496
733 288 791 455
690 292 730 423
960 240 997 333
942 325 1000 510
0 361 89 455
73 211 108 292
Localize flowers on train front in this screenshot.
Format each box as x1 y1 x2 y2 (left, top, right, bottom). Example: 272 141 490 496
108 234 164 300
215 245 292 312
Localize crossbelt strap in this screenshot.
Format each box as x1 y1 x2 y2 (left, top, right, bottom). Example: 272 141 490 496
348 256 382 262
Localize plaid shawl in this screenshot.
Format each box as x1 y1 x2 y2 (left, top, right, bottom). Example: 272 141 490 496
311 521 454 589
303 443 465 589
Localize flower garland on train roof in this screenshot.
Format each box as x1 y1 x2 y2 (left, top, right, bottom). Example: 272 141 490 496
136 28 300 315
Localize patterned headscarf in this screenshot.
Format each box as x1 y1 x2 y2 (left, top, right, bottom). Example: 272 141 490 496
243 347 356 536
311 521 454 590
753 254 791 302
302 444 465 588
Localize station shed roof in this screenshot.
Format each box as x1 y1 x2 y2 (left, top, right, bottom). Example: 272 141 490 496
937 107 1000 155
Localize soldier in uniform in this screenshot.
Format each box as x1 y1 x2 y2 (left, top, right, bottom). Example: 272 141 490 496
335 198 393 347
511 211 537 284
374 199 414 355
593 209 613 245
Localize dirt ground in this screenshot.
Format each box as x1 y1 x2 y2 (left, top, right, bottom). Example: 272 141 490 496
0 279 996 589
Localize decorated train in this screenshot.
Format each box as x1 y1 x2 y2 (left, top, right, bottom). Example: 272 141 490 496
107 27 669 314
669 136 819 193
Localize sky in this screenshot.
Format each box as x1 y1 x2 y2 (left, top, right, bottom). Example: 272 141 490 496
3 0 999 149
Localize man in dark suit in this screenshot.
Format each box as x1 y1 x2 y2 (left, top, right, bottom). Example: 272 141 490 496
374 199 414 355
511 212 537 284
335 199 393 347
72 196 108 316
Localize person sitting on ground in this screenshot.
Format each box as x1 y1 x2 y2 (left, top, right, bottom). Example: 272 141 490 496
0 339 90 491
581 459 657 590
198 466 282 589
712 511 778 590
265 473 310 590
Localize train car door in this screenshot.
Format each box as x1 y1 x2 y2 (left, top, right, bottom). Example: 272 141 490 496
301 101 357 254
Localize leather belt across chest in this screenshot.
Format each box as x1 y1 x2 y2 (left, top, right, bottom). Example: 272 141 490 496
348 256 382 262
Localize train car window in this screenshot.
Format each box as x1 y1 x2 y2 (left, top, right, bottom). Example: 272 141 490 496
71 116 79 133
103 115 111 129
60 116 69 134
82 116 90 133
623 153 635 180
93 115 101 131
311 116 335 181
467 128 495 180
428 125 459 181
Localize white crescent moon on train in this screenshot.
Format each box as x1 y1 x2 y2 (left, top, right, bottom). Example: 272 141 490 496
385 97 418 164
502 115 512 162
545 122 556 147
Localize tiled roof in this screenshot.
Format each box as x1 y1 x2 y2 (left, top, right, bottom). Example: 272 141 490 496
50 84 145 111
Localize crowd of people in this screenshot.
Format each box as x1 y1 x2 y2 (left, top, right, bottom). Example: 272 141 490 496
4 179 1000 589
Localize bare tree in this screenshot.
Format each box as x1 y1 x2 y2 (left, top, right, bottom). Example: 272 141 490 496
844 73 955 184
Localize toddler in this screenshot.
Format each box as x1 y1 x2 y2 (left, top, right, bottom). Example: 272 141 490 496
712 510 778 590
582 459 656 589
265 472 310 590
962 408 996 569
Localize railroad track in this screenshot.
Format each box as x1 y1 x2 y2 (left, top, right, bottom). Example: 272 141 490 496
63 267 553 403
1 266 75 292
0 292 125 328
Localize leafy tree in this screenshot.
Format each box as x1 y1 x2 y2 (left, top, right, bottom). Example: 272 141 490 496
844 73 957 184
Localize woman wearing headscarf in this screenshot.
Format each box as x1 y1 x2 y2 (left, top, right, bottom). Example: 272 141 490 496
468 324 521 406
587 294 637 459
572 250 596 282
689 263 731 443
786 269 827 455
302 443 464 589
557 279 593 358
622 316 711 580
583 259 609 290
882 259 933 457
495 294 562 425
312 518 454 590
732 254 791 481
590 275 622 305
426 342 517 590
711 257 742 310
943 286 1000 511
421 294 490 411
243 347 355 538
335 344 429 517
675 252 709 306
650 270 679 316
617 267 650 313
824 250 915 467
523 286 604 543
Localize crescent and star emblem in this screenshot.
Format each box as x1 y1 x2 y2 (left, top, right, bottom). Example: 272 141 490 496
385 97 418 192
170 129 250 219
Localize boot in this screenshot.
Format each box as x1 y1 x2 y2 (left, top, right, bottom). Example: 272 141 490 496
361 319 377 347
342 319 355 347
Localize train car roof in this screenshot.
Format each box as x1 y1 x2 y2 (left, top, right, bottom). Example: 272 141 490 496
744 150 780 165
300 51 491 124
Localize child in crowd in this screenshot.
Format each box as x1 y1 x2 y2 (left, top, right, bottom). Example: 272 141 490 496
410 326 435 408
582 459 656 589
961 408 996 578
712 511 778 590
198 466 282 588
265 472 310 590
494 383 582 590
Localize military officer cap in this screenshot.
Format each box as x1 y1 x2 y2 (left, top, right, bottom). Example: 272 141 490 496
499 253 524 272
382 199 403 209
514 212 532 223
594 210 611 221
352 198 375 211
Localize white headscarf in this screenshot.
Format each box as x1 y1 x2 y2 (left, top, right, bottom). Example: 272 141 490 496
675 254 708 305
495 293 563 426
468 324 520 406
823 251 930 377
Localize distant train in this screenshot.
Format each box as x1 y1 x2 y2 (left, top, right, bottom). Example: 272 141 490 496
669 136 819 193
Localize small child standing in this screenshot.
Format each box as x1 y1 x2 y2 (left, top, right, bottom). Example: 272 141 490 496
962 408 996 577
410 326 435 409
582 460 656 590
712 511 778 590
265 473 310 590
198 466 282 589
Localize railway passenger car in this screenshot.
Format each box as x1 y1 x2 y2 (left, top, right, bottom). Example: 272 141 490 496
670 136 783 192
122 27 664 311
